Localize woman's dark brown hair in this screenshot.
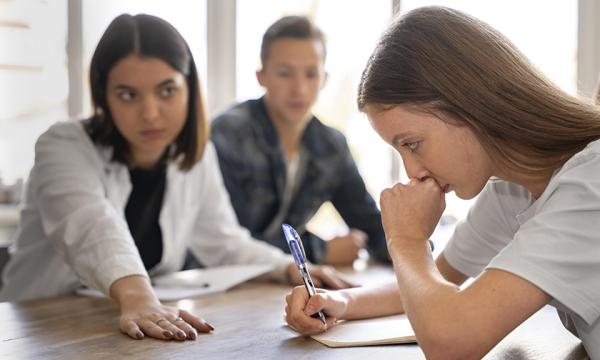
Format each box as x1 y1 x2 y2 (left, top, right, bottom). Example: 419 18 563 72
358 6 600 178
87 13 209 171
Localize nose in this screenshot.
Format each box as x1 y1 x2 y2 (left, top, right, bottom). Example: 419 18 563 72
401 154 430 180
291 74 309 97
141 95 160 122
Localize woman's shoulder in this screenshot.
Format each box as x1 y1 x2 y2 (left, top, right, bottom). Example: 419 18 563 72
34 119 110 168
535 139 600 208
41 119 86 139
553 139 600 182
484 179 531 203
36 119 96 151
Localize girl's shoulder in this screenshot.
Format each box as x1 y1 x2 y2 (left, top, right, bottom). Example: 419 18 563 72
552 139 600 183
35 119 112 170
41 119 87 140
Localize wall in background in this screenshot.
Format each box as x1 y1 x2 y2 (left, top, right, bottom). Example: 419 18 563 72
0 0 68 184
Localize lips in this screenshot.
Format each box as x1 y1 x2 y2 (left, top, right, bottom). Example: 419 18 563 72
288 102 308 112
140 128 166 140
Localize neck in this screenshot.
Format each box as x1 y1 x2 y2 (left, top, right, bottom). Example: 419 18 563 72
129 150 165 170
496 169 554 199
263 101 311 162
274 122 305 161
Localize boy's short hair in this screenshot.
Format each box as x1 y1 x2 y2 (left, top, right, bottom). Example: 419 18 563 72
260 16 326 66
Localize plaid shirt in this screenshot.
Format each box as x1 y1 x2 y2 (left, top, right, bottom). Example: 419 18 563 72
211 98 389 264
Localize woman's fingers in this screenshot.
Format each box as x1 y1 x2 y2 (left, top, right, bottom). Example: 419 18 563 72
312 266 339 289
286 306 328 335
325 316 338 329
118 303 212 341
120 319 144 340
179 309 215 333
138 318 175 340
157 317 187 340
303 293 327 316
171 316 198 340
313 265 356 289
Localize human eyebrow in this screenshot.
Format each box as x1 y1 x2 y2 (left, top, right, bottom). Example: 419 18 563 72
274 65 293 72
157 78 177 88
113 84 135 91
391 133 414 145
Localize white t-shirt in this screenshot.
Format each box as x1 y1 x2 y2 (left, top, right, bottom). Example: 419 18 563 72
260 149 307 240
444 139 600 358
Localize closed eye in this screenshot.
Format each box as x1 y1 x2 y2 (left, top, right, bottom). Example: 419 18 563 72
403 141 420 153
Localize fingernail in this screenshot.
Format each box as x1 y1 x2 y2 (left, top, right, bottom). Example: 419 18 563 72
204 321 215 331
164 331 174 338
177 330 187 339
188 330 197 340
135 331 144 339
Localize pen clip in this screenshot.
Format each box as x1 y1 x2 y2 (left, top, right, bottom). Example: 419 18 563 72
291 227 308 262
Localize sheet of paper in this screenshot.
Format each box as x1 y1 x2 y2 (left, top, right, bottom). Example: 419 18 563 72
76 264 275 301
310 314 416 347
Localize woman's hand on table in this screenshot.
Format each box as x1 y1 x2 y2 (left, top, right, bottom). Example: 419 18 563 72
110 275 214 340
118 299 213 340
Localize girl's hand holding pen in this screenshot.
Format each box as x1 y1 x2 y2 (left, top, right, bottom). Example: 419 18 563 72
284 286 348 335
380 177 445 253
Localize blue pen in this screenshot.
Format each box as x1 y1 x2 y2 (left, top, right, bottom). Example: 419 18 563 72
282 223 327 325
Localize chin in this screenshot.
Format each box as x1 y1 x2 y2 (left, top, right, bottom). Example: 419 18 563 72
138 142 170 154
283 110 311 123
456 184 487 199
454 189 477 200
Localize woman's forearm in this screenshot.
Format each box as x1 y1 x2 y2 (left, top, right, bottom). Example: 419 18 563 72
339 281 405 320
109 275 160 307
389 240 460 321
339 251 469 321
388 240 475 359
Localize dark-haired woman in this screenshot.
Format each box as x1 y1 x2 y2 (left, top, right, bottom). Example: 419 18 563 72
0 13 351 341
285 6 600 359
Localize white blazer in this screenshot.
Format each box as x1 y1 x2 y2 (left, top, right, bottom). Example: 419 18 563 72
0 120 291 302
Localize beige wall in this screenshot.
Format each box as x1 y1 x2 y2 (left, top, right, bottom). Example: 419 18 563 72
0 0 69 184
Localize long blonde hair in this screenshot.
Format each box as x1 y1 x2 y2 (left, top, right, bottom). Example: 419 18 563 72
358 6 600 178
